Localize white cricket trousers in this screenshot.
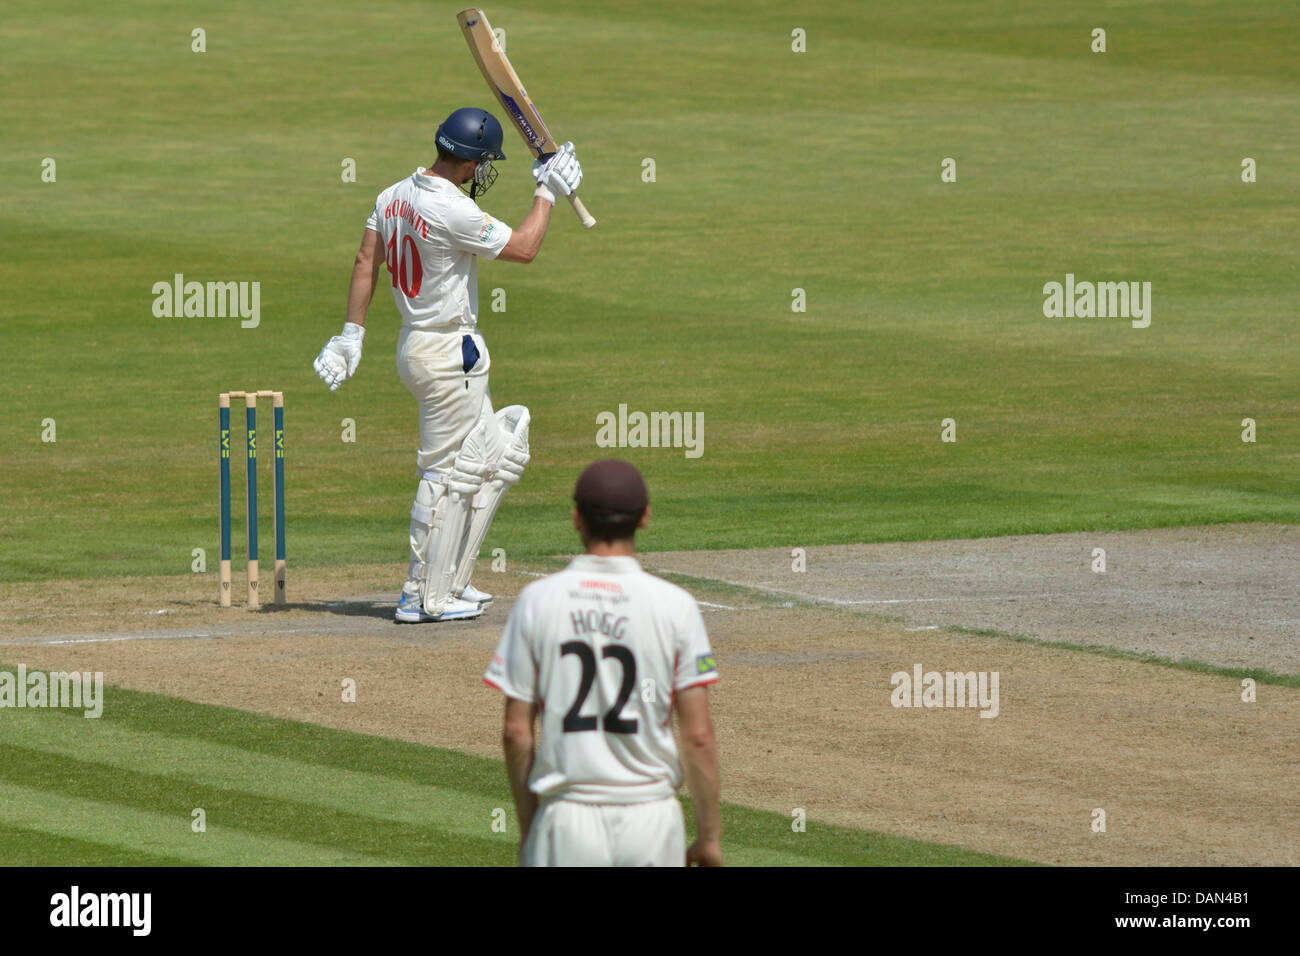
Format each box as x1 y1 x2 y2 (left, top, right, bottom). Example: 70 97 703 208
523 796 686 867
395 326 497 475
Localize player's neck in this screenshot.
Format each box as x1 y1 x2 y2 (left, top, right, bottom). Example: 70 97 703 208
427 161 469 184
585 541 637 558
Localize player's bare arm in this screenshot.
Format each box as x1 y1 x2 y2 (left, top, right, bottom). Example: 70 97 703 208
345 227 384 329
502 697 540 845
311 227 381 392
496 196 553 263
675 684 723 867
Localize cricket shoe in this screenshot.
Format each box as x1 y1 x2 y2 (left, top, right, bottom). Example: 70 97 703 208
459 583 494 607
395 594 484 623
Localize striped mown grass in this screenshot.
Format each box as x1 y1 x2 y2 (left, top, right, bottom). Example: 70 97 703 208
0 677 1031 866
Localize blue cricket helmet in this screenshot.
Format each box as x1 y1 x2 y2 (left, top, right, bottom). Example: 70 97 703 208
436 108 507 161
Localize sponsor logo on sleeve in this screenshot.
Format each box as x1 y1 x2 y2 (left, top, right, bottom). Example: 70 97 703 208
695 653 717 675
478 218 497 243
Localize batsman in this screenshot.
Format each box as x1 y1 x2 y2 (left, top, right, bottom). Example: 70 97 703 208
313 107 583 621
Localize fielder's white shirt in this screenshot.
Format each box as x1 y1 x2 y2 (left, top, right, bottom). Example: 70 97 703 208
485 554 719 804
365 170 512 331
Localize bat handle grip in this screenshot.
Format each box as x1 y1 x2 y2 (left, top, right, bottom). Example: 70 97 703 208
567 193 596 229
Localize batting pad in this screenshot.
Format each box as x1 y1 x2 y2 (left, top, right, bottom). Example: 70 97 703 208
451 405 531 594
422 424 493 615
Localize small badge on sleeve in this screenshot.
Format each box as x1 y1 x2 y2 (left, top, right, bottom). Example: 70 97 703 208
695 653 717 675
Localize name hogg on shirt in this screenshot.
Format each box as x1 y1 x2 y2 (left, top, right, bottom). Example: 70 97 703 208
571 610 630 639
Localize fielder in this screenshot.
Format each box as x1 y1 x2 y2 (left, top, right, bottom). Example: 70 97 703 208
313 107 582 622
484 460 723 867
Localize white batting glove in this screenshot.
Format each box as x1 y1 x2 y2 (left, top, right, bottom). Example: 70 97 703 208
532 142 574 185
532 142 582 199
313 322 365 392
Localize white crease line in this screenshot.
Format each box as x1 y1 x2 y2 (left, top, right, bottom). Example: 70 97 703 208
2 608 175 623
905 625 940 631
648 573 1060 608
41 632 216 645
803 590 1038 607
843 595 1056 605
9 626 327 646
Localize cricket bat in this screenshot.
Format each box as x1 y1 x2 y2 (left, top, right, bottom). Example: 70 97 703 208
457 8 596 229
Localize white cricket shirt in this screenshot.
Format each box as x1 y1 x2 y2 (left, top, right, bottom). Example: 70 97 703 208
485 554 719 804
364 170 512 331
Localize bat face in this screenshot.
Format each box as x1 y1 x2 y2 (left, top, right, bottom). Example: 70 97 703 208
458 8 559 159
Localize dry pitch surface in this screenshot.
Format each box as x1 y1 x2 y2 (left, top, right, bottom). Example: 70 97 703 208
3 524 1296 866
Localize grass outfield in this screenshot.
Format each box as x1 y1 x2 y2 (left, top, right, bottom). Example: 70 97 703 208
1 1 1297 583
0 677 1030 866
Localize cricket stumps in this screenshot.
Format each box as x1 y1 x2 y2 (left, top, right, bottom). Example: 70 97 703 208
219 390 285 607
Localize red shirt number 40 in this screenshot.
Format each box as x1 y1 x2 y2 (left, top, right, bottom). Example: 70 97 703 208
386 232 423 298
